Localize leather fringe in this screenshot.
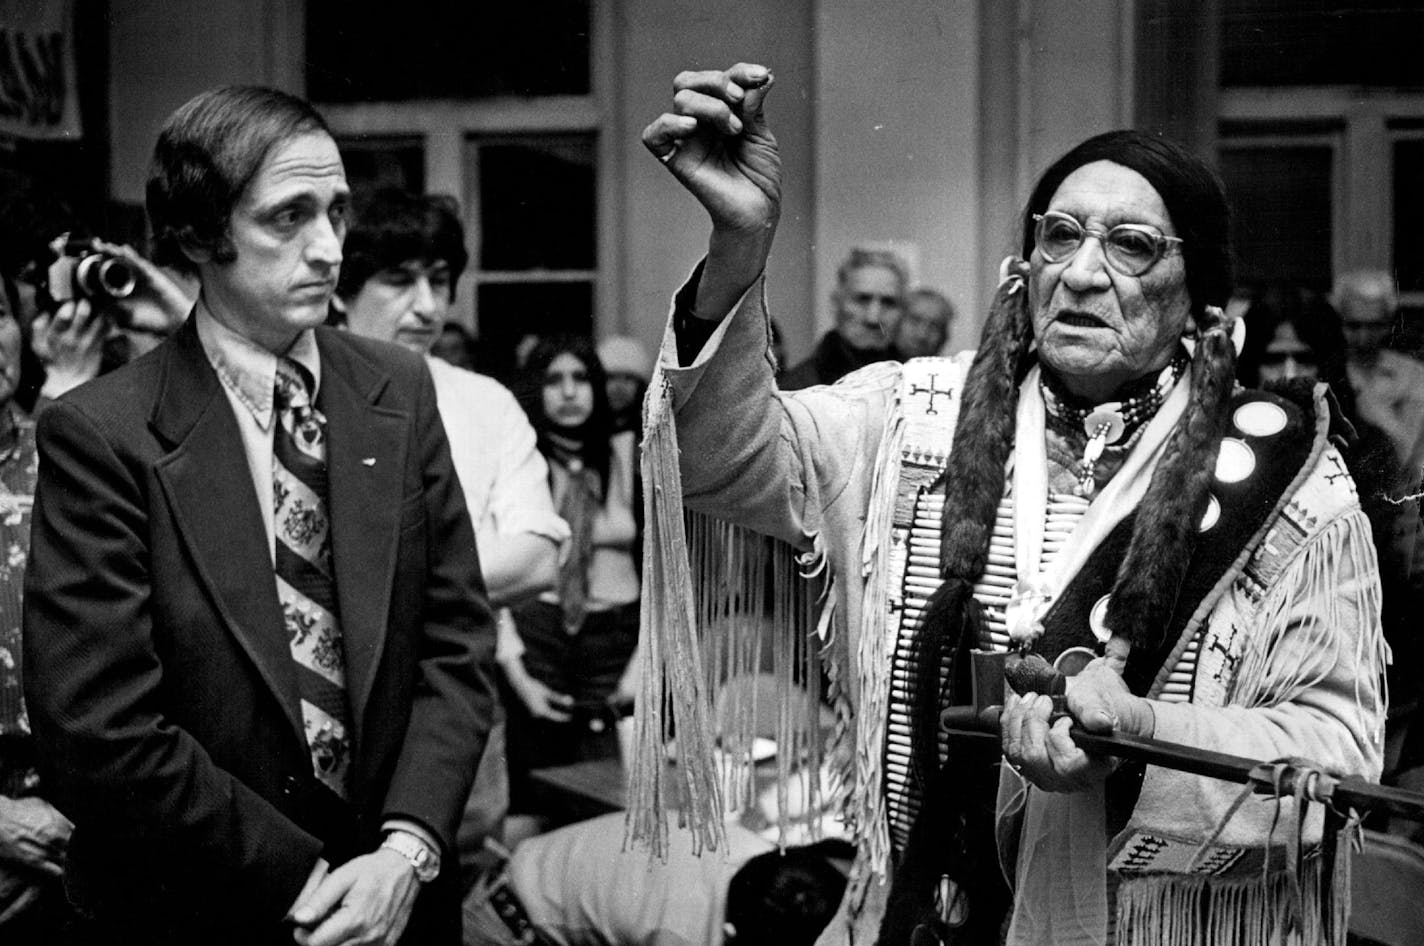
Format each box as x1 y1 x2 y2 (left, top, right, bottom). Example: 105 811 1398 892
626 370 833 858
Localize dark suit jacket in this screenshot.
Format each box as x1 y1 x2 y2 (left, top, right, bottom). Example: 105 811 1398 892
778 330 895 391
21 318 494 944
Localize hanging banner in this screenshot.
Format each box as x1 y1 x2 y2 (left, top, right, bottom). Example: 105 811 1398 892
0 0 80 141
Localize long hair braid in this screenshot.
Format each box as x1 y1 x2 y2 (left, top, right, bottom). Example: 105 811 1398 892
910 260 1034 780
1104 305 1237 649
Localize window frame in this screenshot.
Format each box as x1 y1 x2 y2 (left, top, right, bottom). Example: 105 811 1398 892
312 1 617 341
1220 86 1424 312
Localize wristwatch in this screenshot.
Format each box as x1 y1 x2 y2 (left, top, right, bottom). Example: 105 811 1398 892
381 829 441 883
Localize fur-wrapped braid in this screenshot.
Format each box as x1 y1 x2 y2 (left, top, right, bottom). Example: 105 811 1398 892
887 262 1035 946
935 260 1034 583
912 264 1033 771
1106 306 1238 649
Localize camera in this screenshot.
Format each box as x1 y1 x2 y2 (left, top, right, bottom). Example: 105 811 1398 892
44 234 138 307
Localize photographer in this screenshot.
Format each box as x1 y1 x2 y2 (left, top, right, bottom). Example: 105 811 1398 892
30 237 195 402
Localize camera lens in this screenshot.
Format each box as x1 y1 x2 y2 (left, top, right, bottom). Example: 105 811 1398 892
75 254 137 301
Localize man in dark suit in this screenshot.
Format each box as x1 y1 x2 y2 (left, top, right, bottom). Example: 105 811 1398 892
21 87 494 945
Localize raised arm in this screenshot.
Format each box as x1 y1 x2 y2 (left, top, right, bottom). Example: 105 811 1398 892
642 62 782 322
643 63 898 552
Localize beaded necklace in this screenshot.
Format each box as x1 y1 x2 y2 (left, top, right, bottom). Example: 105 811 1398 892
1040 351 1189 496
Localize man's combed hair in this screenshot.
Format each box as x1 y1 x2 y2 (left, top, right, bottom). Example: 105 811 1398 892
146 86 330 274
336 189 469 302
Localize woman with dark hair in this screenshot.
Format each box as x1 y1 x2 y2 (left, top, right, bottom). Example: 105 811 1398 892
1234 282 1352 398
626 63 1387 945
501 334 640 833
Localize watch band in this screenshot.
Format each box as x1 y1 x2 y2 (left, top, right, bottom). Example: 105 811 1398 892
381 829 441 883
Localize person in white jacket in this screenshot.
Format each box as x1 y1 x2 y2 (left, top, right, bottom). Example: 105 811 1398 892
336 188 568 888
629 63 1388 946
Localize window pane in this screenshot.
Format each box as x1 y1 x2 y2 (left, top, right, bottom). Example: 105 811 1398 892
1218 144 1333 291
1221 0 1424 87
1395 140 1424 294
477 137 596 271
336 137 425 202
307 2 591 102
477 281 594 381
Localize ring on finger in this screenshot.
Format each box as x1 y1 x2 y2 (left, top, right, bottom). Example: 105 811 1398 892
658 143 679 164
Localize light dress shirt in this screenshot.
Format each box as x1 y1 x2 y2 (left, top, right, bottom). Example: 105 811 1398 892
195 299 438 856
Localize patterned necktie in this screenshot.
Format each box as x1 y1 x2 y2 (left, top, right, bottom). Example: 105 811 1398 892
273 357 353 800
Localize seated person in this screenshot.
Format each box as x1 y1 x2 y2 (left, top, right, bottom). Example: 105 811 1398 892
463 811 852 946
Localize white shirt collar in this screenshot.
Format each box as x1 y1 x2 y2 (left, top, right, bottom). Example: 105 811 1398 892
194 295 322 432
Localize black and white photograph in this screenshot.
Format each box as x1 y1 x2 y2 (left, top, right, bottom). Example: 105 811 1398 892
2 2 1423 945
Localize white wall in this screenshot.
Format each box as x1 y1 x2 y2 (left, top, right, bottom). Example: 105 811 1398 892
976 0 1135 331
616 1 817 363
813 0 982 356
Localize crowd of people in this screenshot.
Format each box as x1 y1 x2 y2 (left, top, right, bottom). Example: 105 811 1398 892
0 57 1419 946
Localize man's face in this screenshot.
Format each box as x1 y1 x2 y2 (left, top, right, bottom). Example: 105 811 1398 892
1339 292 1394 357
196 132 350 354
896 295 950 358
343 258 452 355
1030 160 1192 402
833 265 903 352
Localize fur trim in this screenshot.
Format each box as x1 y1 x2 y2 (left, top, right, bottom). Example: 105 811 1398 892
910 266 1033 787
1107 309 1238 649
937 263 1034 583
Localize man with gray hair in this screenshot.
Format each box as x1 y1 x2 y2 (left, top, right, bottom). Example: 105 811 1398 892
780 247 907 390
1336 269 1424 471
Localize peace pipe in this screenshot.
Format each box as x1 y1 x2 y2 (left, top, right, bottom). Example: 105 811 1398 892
939 650 1424 824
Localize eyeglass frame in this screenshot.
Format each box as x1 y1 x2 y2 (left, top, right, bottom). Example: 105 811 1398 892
1031 210 1184 277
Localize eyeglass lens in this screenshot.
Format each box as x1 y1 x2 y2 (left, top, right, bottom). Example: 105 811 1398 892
1035 213 1169 276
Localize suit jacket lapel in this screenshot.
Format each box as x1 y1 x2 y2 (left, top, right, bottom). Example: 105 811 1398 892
149 319 304 747
316 337 406 744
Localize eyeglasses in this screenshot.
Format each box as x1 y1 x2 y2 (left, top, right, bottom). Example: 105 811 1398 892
1032 211 1183 277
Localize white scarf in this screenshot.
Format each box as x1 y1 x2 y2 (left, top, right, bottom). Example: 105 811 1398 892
1002 362 1191 946
1004 363 1192 646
